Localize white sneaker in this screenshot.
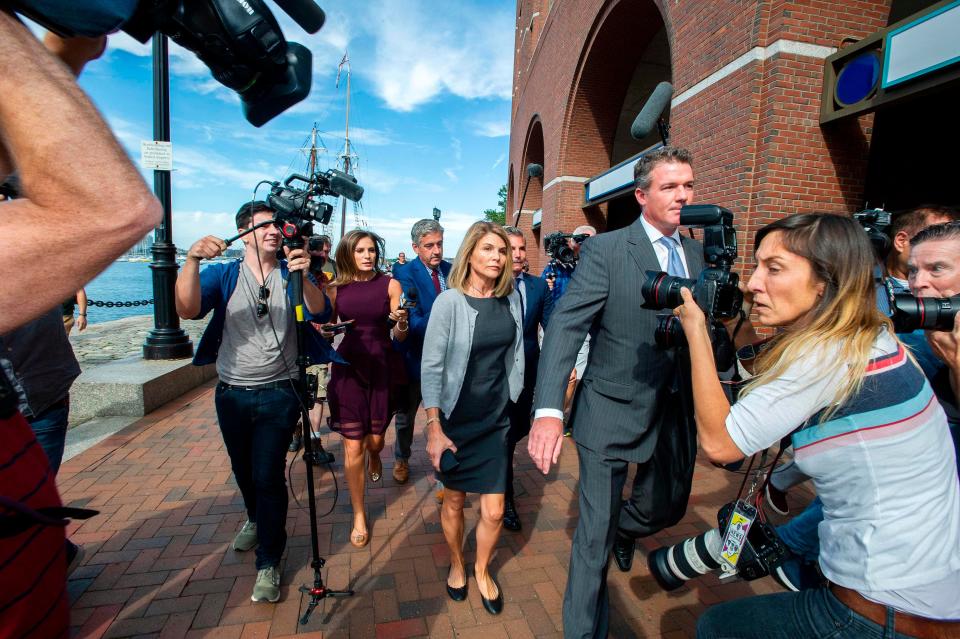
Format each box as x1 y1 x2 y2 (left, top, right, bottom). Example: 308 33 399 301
251 566 281 602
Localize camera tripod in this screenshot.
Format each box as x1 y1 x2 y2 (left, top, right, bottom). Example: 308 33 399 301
286 252 354 624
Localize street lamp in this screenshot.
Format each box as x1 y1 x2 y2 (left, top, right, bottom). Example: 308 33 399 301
432 207 441 221
143 34 193 360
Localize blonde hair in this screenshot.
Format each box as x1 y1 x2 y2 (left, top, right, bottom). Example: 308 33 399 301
448 222 514 298
330 230 385 288
743 213 896 422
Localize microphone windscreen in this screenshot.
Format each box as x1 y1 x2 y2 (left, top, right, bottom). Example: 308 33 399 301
273 0 326 33
630 82 674 140
527 163 544 178
329 174 364 202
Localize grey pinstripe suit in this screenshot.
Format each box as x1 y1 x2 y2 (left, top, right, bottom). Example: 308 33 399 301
533 217 704 639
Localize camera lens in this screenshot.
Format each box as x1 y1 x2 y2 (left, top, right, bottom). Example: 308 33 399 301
647 528 723 591
641 271 698 310
654 314 686 349
890 293 960 332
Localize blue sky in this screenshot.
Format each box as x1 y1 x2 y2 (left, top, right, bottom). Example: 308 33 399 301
70 0 514 258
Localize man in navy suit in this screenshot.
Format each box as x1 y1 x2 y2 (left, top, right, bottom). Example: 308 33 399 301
391 219 452 485
502 226 553 531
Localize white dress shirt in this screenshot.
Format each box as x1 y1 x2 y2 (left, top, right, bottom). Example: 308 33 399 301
534 217 687 421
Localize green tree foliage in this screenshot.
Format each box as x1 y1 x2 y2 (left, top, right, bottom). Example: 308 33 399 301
483 184 508 226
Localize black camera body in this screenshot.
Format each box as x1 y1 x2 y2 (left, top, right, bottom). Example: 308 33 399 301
8 0 326 126
854 208 893 260
640 205 743 365
544 231 589 266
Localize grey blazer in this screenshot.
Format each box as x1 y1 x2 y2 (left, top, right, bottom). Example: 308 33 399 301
533 217 705 463
421 288 524 418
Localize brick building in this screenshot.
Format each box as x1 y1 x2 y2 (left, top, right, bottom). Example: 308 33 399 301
507 0 960 272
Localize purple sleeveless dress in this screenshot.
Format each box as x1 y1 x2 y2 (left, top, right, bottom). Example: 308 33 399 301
328 273 405 440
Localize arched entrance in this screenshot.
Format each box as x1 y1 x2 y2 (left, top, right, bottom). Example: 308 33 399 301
559 0 671 232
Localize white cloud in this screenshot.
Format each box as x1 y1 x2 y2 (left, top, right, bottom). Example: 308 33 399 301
173 210 236 247
320 127 395 146
474 119 511 138
491 153 506 170
443 168 459 183
364 0 513 111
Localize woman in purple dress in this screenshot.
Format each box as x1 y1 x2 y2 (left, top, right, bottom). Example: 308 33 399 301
325 230 408 547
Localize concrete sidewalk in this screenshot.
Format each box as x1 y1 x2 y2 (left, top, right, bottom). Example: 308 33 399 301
60 380 807 638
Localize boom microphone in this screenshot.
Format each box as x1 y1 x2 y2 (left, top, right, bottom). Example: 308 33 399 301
527 163 544 178
273 0 326 33
327 170 364 202
630 81 674 140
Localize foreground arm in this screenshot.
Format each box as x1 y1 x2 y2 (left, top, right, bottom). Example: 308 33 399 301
175 236 226 319
676 288 741 462
0 15 161 331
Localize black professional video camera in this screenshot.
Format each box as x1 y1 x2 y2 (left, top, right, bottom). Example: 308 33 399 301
544 231 590 266
266 169 362 247
640 205 743 367
647 499 790 591
6 0 326 126
854 208 893 260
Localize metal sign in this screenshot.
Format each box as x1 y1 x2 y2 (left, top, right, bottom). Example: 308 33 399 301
140 141 173 171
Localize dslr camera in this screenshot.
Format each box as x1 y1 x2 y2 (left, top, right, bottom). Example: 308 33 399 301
8 0 327 126
544 231 590 266
640 205 743 368
647 499 790 591
852 208 960 332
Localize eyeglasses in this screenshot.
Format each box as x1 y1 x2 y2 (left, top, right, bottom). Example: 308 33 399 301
256 285 270 318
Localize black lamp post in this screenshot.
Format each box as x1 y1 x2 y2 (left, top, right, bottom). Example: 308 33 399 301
143 34 193 360
432 207 441 221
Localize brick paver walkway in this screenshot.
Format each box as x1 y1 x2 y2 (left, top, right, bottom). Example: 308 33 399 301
61 380 810 638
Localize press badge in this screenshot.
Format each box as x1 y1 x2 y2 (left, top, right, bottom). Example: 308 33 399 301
719 500 757 571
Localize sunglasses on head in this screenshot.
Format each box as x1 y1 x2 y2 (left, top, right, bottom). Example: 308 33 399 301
256 285 270 318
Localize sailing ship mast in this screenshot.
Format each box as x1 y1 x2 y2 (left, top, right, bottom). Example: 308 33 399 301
336 51 359 240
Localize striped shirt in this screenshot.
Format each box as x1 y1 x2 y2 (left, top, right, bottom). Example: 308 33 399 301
726 331 960 618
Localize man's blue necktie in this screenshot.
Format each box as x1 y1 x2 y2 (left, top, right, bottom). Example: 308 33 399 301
658 236 685 277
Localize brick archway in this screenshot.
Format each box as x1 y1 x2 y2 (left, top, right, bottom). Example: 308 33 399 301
556 0 670 232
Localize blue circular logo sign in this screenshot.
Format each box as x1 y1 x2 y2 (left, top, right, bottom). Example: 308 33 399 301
835 51 881 107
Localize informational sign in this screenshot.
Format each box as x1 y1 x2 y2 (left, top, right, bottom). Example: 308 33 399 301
883 0 960 88
140 141 173 171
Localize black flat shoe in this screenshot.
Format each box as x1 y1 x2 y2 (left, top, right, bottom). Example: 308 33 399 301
446 566 467 602
612 534 635 572
503 500 521 532
478 571 503 615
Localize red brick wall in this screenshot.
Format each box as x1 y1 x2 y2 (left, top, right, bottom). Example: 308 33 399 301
509 0 891 274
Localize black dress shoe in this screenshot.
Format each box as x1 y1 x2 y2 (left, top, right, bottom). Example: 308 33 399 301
288 432 302 453
478 572 503 615
446 567 467 602
612 534 636 572
502 500 521 532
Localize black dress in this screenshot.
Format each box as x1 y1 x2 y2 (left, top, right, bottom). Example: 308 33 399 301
440 296 515 494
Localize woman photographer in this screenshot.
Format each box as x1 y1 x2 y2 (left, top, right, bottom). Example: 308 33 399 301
676 214 959 638
325 230 408 548
421 221 524 615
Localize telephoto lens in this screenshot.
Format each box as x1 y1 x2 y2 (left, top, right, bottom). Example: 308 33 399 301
641 271 698 310
647 528 723 591
889 292 960 332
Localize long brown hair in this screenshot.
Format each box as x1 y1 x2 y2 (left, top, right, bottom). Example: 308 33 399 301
743 213 895 420
330 230 386 287
447 222 514 298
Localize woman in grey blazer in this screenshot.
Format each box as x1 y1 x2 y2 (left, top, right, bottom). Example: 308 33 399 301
422 221 524 615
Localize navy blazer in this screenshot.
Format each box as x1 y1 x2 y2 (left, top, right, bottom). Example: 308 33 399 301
515 273 552 388
393 258 452 381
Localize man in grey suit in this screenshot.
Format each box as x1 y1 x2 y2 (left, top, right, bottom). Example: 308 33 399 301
528 146 704 639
